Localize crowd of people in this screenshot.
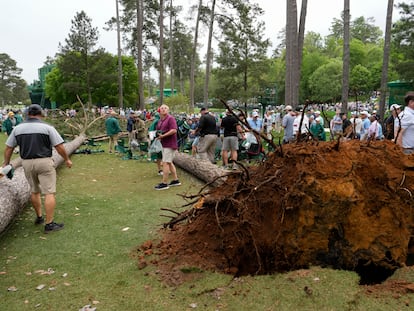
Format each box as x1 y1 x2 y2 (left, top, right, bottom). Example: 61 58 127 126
103 93 414 189
2 92 413 233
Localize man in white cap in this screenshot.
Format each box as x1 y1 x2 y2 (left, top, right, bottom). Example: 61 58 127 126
396 92 414 154
349 111 362 139
282 105 295 143
359 111 371 141
314 110 324 127
384 104 401 140
247 110 263 132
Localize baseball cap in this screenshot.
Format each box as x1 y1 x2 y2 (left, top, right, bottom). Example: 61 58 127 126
390 104 401 110
360 111 368 115
8 111 14 116
27 104 43 116
285 105 292 111
314 110 321 114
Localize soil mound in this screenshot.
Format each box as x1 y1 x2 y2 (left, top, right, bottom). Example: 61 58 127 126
155 140 414 284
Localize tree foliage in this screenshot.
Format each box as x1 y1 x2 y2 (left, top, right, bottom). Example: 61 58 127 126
308 60 342 103
45 52 138 108
0 53 29 105
214 0 270 101
392 1 414 80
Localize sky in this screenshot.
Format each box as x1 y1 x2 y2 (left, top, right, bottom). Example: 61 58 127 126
0 0 401 84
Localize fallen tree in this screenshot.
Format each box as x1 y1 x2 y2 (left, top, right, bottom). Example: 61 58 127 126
173 152 228 187
157 140 414 284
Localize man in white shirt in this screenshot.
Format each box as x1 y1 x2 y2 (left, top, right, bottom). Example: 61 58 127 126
293 108 309 140
397 92 414 154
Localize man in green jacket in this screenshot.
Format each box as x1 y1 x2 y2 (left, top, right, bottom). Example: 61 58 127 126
3 111 22 136
105 111 122 153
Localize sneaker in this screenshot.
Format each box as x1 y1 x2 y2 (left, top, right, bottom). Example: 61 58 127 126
168 180 181 187
44 222 64 234
34 216 44 225
158 170 163 176
154 183 169 190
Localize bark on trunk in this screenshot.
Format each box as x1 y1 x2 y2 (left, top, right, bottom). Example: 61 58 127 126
173 152 227 187
0 134 86 233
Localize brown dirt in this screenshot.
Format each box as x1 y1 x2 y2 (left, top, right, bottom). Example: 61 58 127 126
145 140 414 285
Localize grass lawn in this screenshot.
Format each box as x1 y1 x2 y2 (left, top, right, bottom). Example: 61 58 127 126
1 133 413 310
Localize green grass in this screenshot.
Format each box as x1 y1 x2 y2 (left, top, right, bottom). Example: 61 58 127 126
0 133 413 310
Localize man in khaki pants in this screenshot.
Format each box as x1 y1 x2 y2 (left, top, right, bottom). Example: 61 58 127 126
2 104 72 234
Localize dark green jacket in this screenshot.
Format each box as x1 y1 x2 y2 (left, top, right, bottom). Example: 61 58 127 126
3 117 21 135
105 116 122 136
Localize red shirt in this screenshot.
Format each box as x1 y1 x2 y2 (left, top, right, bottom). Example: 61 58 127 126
156 114 178 149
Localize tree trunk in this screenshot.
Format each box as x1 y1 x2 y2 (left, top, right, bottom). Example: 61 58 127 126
342 0 350 113
0 134 86 234
190 0 202 110
159 0 165 106
296 0 308 105
285 0 298 108
204 0 216 106
379 0 394 120
173 152 226 187
116 0 124 109
137 0 145 110
169 0 175 95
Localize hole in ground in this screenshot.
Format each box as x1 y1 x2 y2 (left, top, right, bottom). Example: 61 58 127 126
355 260 396 285
406 236 414 266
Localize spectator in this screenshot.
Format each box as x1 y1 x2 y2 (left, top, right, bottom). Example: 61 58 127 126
2 104 72 234
359 111 371 141
396 92 414 154
247 111 263 133
293 107 309 140
331 109 343 139
126 111 136 146
148 112 163 175
310 117 326 141
220 109 245 170
192 107 218 163
282 105 296 144
341 113 352 139
3 111 21 136
105 111 122 153
155 104 180 190
368 114 383 140
384 104 401 140
314 110 324 127
349 111 362 139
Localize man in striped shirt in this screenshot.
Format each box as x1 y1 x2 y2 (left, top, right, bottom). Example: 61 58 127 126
2 104 72 234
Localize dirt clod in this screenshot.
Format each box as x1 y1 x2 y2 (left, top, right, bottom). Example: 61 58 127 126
155 140 414 284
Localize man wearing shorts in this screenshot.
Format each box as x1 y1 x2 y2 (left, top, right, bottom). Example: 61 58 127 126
154 104 181 190
2 104 72 233
220 110 244 169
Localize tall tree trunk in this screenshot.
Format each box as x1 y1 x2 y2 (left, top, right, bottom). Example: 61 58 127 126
379 0 394 120
173 152 226 187
169 0 174 96
296 0 308 105
116 0 124 109
190 0 202 110
137 0 145 110
85 53 93 109
204 0 216 106
285 0 298 108
342 0 350 113
159 0 165 106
